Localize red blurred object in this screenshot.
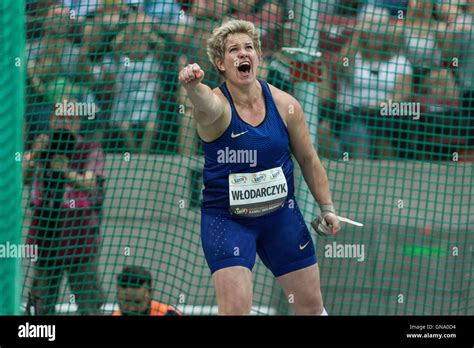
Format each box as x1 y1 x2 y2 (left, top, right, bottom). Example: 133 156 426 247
290 60 322 83
458 149 474 162
421 223 432 236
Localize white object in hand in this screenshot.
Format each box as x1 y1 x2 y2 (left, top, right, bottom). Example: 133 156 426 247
337 216 364 227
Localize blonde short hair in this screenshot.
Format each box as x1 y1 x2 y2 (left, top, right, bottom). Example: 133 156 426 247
206 20 262 76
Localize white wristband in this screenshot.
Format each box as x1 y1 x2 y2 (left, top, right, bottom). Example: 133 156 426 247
320 204 336 216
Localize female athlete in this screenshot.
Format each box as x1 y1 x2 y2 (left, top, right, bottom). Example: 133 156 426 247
178 20 340 315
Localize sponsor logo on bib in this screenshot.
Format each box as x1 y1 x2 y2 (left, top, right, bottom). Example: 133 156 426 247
232 175 247 185
252 174 266 183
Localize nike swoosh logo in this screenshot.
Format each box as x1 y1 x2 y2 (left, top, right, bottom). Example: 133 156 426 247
231 131 248 138
299 241 310 250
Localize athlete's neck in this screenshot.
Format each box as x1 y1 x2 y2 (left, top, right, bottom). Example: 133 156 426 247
226 80 261 109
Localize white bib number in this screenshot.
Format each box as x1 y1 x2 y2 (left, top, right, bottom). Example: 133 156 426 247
229 166 288 217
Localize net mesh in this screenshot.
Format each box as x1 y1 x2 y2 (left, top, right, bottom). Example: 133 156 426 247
0 0 24 316
4 0 474 315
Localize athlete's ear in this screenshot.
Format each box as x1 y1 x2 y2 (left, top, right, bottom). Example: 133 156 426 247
216 58 225 74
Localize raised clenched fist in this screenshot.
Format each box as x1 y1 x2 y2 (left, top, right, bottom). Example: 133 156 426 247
178 63 205 88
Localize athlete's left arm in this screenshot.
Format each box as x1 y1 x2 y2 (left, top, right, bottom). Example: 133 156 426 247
285 96 340 230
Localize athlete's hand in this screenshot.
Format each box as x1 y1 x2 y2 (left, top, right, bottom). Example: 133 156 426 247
323 213 340 235
178 63 205 89
311 204 341 236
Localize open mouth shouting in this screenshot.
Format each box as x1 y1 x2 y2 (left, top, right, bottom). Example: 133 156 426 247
237 61 252 78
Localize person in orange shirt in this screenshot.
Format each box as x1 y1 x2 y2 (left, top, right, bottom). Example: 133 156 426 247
113 265 182 316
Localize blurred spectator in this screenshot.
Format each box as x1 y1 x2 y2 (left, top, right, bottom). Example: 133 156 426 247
319 0 364 17
113 265 182 316
336 6 413 158
227 0 284 30
27 50 88 104
26 0 57 40
62 0 143 21
23 102 105 315
78 1 143 149
367 0 409 16
144 0 195 42
433 0 469 61
404 0 444 90
25 5 95 148
415 68 466 159
63 0 100 18
455 19 474 130
434 0 474 144
191 0 229 20
143 0 197 153
419 69 462 111
104 12 164 152
466 0 474 15
435 0 465 21
79 1 136 62
78 0 194 154
402 0 464 107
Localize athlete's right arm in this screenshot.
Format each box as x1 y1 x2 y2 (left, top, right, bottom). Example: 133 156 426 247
178 63 225 126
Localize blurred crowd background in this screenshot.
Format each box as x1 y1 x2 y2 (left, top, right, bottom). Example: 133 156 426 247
24 0 474 159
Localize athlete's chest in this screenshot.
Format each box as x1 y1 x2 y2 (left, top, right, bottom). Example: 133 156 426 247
221 111 289 168
233 101 266 127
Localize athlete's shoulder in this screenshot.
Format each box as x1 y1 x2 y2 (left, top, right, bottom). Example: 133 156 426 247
210 85 232 112
211 84 228 103
266 82 301 108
